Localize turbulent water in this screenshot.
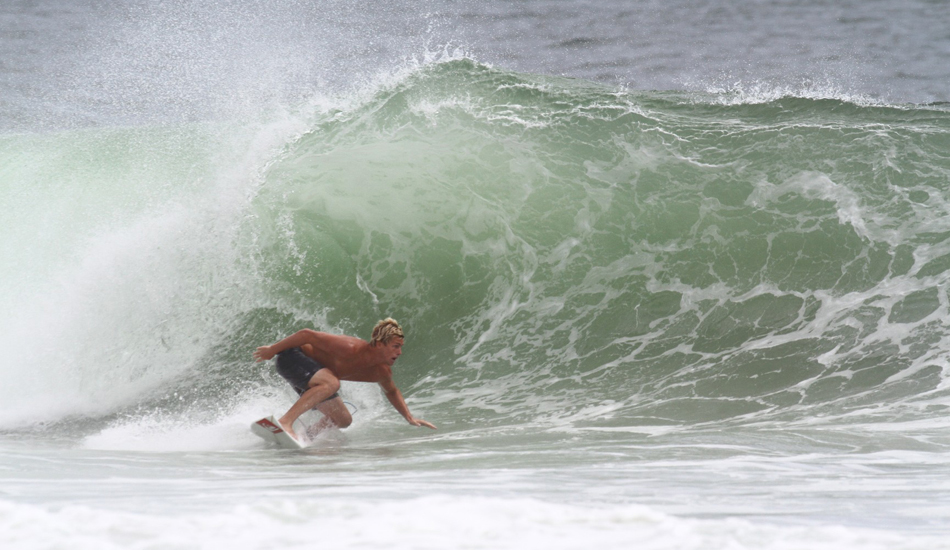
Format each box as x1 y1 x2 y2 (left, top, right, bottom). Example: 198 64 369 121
3 1 950 549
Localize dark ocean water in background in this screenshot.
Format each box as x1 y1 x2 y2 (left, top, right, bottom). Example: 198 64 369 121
4 0 950 132
2 1 950 548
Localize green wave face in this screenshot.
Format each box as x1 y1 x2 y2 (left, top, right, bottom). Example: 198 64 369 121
243 61 950 428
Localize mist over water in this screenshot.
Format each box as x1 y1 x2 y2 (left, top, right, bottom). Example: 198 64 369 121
5 0 950 132
3 1 950 548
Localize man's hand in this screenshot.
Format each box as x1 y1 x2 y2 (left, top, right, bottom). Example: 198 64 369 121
409 417 437 429
253 346 275 362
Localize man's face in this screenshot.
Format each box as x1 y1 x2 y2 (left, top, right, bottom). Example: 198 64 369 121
382 337 404 365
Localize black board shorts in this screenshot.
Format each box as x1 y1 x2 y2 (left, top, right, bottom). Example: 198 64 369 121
275 347 340 402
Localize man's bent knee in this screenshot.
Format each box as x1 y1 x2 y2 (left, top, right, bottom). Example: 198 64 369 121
335 415 353 429
319 399 352 429
319 379 341 395
308 373 341 395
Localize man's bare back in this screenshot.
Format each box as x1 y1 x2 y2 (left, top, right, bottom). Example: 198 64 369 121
252 319 436 440
296 332 396 383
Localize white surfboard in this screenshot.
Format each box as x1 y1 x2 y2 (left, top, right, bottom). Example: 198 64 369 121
250 415 305 449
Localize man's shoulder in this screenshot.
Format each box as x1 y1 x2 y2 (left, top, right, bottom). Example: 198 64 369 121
315 332 365 352
334 333 368 346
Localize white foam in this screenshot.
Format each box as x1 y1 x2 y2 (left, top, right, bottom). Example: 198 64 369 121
699 80 885 108
0 496 943 550
79 379 387 453
0 107 322 429
81 397 277 453
746 171 870 239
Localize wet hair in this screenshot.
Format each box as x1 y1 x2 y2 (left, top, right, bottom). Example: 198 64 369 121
370 318 404 346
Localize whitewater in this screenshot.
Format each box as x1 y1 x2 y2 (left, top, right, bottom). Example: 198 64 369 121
3 1 950 548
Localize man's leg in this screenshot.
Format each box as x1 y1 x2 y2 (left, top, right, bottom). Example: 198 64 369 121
278 369 340 439
307 396 353 434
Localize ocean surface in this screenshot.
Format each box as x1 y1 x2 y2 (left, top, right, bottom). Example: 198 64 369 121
3 1 950 548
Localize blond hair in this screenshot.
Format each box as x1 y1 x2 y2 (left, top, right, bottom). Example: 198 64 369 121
370 318 404 346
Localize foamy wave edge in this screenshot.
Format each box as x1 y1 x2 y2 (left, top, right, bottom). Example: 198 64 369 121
1 496 944 550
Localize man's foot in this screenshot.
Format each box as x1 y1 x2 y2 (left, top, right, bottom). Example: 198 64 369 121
266 414 305 449
277 416 298 441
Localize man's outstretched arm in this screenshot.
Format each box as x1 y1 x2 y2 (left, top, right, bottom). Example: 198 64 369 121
253 329 323 362
379 377 436 429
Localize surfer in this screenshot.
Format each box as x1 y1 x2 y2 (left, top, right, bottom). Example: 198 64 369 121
253 318 436 440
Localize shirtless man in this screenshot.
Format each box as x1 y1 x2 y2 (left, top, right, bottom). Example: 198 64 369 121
253 318 436 440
